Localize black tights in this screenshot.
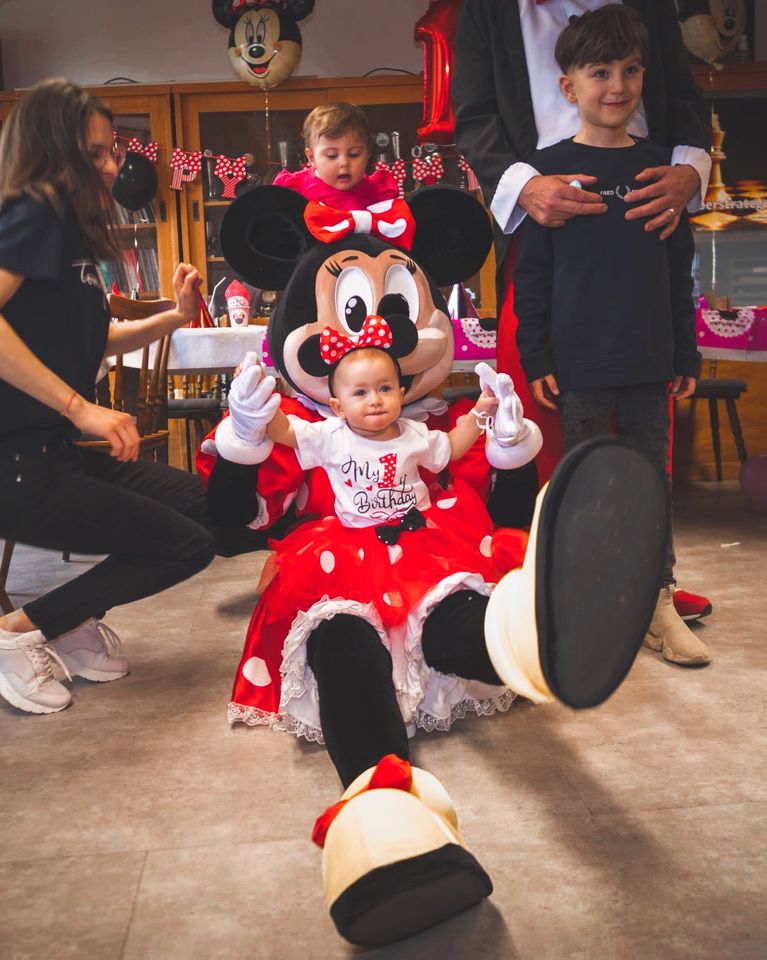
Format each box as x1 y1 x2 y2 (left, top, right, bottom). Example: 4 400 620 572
306 592 500 787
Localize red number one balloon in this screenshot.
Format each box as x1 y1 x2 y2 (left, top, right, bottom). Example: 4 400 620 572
414 0 462 145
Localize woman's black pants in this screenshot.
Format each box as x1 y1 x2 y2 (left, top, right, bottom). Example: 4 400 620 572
0 441 217 641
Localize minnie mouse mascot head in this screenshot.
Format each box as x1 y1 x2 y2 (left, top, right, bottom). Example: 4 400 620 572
211 0 314 89
199 184 669 947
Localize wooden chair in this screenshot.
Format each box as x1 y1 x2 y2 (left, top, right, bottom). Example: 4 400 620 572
692 378 749 481
78 293 176 459
0 295 175 612
167 374 223 472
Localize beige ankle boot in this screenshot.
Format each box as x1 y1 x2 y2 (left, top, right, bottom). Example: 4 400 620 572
644 587 711 666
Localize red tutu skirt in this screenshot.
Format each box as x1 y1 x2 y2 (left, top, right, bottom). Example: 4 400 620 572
229 481 528 741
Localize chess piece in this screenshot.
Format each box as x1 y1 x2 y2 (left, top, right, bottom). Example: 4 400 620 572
705 110 732 206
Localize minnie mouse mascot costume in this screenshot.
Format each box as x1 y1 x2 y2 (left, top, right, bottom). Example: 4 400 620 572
198 185 669 946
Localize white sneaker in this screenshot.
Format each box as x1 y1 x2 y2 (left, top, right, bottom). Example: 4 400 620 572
51 619 129 682
0 628 73 714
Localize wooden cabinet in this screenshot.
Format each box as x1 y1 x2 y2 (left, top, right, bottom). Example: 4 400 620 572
0 75 425 306
0 84 180 298
172 76 423 315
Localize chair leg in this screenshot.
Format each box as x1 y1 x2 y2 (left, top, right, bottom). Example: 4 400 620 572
725 398 748 465
0 539 16 614
62 551 71 562
191 418 204 473
184 418 193 473
708 397 722 482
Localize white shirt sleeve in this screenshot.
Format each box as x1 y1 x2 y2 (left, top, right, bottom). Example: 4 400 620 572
490 161 541 235
420 425 452 474
289 416 331 470
671 145 712 212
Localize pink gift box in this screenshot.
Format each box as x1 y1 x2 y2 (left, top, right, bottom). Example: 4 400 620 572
696 304 767 351
448 282 497 360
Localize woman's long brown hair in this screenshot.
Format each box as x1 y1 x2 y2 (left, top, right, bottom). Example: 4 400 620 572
0 78 121 260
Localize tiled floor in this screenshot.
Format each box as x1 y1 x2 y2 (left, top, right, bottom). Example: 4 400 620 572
1 481 765 959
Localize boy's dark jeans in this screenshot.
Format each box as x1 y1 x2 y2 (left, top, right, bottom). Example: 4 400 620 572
557 382 675 587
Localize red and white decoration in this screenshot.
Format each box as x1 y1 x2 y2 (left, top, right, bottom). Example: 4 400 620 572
412 151 444 187
319 315 393 364
225 278 251 327
374 158 408 198
304 198 416 250
215 155 248 198
458 155 481 192
125 138 159 162
170 148 202 190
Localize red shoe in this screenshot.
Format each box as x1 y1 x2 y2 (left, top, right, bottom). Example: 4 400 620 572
673 588 713 622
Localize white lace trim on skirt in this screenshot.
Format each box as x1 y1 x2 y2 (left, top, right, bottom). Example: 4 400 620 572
228 575 515 743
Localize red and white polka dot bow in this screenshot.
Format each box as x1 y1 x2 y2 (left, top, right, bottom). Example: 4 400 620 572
215 155 248 199
170 148 202 190
412 152 444 186
304 198 415 250
125 138 159 162
390 158 407 198
233 0 286 12
319 315 393 365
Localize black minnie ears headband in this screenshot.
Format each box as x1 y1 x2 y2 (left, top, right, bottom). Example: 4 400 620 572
212 0 315 29
219 184 493 291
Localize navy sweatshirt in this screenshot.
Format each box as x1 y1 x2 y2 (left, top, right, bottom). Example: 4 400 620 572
513 137 701 391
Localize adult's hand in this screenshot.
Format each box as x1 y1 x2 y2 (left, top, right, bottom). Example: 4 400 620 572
519 174 607 228
530 373 560 411
67 396 140 461
671 375 696 401
623 164 700 240
173 262 203 326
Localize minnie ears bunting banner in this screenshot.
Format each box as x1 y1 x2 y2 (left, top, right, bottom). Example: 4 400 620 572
214 155 249 198
412 151 444 186
114 135 479 199
125 138 159 162
170 148 203 190
115 134 246 193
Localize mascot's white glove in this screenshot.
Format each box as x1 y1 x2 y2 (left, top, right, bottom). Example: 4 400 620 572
213 351 280 465
475 362 543 469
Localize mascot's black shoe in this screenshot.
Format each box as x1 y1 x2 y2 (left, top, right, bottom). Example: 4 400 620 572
316 757 492 947
485 436 669 708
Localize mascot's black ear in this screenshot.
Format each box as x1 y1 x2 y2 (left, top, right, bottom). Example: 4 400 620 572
211 0 236 28
220 185 316 291
287 0 315 19
409 185 493 287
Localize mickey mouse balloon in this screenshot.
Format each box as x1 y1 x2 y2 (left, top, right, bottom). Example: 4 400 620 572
212 0 315 90
677 0 746 66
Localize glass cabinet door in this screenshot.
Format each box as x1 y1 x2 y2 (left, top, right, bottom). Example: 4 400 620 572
176 78 423 322
88 86 180 299
0 85 180 298
691 96 767 310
